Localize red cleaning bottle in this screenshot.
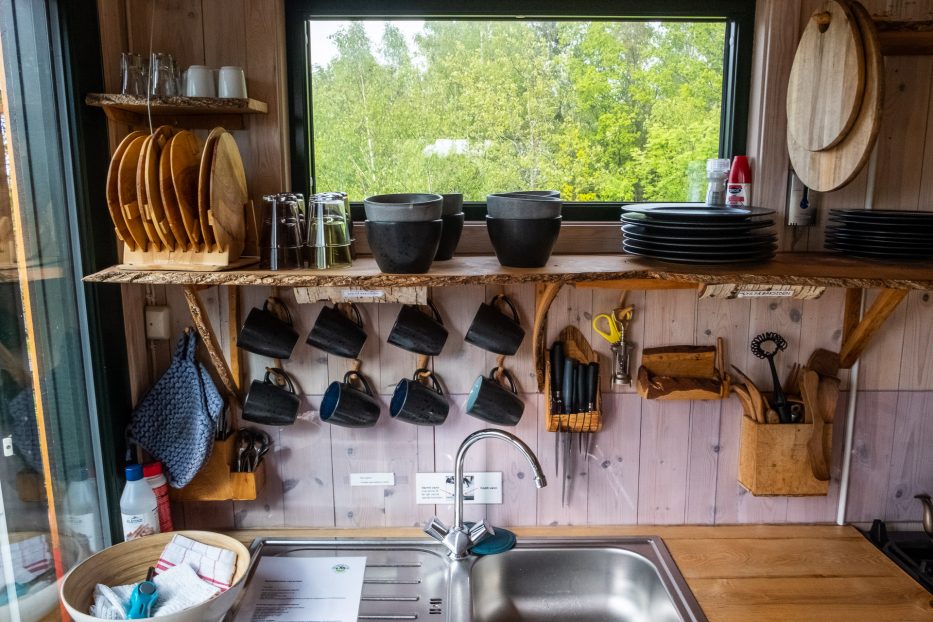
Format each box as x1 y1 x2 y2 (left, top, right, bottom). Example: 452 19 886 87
726 156 752 207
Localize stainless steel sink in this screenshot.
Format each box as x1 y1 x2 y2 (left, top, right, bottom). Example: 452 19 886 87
234 537 706 622
470 541 702 622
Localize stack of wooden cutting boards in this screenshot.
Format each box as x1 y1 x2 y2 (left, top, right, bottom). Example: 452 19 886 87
787 0 884 192
106 125 250 269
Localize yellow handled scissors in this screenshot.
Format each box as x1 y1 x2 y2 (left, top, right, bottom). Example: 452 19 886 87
592 306 634 344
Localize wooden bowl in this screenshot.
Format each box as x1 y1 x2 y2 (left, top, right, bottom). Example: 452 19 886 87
60 531 250 622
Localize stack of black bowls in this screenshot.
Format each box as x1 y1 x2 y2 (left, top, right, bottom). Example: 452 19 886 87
486 191 563 267
365 193 465 273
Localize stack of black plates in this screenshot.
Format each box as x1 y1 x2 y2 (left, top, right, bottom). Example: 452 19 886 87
826 209 933 261
620 204 777 264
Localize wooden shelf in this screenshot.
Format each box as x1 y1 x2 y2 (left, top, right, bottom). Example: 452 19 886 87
83 252 933 290
85 93 268 130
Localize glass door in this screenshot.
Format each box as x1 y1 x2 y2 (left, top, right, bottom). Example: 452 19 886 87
0 1 110 619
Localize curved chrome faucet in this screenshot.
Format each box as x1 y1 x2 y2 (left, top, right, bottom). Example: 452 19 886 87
424 429 547 560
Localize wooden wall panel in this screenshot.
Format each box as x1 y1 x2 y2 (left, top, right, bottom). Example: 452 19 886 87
102 0 933 530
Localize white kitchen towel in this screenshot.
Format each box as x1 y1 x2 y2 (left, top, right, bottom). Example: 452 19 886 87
8 534 53 584
90 563 222 619
155 534 236 589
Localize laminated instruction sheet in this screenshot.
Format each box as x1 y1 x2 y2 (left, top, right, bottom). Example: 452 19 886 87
233 556 366 622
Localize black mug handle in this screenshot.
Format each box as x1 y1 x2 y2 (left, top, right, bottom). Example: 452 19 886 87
426 299 444 326
492 294 520 326
344 370 374 396
265 367 296 395
340 302 364 328
264 297 293 327
413 368 444 395
489 367 517 394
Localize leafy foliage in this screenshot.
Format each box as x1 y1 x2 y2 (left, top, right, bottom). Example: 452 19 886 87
309 20 725 202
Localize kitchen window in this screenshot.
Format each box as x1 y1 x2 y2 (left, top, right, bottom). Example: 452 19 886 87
286 1 755 220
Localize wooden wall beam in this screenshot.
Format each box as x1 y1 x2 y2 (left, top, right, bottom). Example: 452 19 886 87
842 287 863 346
839 288 908 369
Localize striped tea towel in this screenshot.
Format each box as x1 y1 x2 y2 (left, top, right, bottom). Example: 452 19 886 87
155 534 236 590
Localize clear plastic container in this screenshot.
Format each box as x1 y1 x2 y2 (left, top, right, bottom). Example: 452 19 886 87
705 158 731 206
143 462 173 534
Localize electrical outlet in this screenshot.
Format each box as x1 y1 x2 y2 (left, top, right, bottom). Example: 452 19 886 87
144 306 172 340
3 435 13 457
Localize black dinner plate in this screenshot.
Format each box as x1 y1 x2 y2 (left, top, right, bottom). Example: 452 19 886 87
622 230 777 250
623 239 777 258
621 223 777 241
825 234 932 251
621 203 775 220
830 208 933 223
824 242 933 259
827 216 933 232
623 243 775 265
824 228 930 244
621 213 775 230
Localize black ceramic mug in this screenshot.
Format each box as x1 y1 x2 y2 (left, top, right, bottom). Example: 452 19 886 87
243 368 300 426
466 367 524 426
390 369 449 426
465 294 525 355
320 370 381 428
387 300 449 355
306 303 367 359
238 297 299 359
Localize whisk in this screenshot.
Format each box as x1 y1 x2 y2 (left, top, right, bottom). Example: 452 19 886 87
750 332 793 423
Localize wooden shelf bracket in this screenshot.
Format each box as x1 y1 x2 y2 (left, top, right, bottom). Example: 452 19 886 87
183 285 243 406
533 282 564 391
839 288 908 368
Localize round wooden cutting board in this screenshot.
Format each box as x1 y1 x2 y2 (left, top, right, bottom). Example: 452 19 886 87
198 128 225 250
106 130 145 251
117 135 150 251
135 135 163 251
788 0 883 192
209 132 248 259
169 130 203 247
787 0 865 152
159 136 191 250
144 125 177 250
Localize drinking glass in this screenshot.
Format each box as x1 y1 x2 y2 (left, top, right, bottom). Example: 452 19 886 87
149 52 178 97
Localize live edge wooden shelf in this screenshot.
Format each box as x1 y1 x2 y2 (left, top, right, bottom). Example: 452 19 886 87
82 252 933 289
85 93 268 130
84 252 933 395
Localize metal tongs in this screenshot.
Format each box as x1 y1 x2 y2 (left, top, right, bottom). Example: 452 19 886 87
234 427 272 473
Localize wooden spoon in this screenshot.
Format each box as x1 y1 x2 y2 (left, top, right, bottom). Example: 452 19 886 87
801 369 830 481
730 365 768 424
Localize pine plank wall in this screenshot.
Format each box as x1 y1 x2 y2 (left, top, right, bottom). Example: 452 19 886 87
97 0 933 529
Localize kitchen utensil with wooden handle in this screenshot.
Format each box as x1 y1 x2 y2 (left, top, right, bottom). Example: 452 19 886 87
730 365 767 424
751 332 793 423
801 369 830 480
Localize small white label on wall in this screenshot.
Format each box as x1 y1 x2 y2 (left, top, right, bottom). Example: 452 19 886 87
416 472 502 505
736 290 795 298
350 473 396 487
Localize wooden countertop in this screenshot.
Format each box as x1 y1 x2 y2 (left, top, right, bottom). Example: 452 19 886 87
229 524 933 622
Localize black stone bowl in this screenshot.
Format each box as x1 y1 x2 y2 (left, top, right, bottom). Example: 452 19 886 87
435 213 465 261
486 215 562 268
367 219 443 274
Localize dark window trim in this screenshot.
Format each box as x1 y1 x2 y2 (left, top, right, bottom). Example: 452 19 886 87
285 0 756 221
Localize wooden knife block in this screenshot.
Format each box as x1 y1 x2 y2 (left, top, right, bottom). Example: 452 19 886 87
738 415 830 497
544 326 602 433
169 434 266 502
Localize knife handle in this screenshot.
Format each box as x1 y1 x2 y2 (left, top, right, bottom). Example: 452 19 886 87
586 362 599 410
576 363 587 413
550 342 564 406
562 358 575 417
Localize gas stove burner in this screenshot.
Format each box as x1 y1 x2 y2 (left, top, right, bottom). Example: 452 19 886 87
866 520 933 594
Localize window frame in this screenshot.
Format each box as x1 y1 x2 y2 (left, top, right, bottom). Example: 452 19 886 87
285 0 756 221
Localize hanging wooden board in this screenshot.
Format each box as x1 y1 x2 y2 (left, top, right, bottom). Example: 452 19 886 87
117 135 150 251
158 135 191 250
787 0 865 152
788 0 884 192
209 132 248 259
169 130 203 248
105 130 146 251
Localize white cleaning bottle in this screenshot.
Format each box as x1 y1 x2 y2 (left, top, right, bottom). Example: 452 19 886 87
120 464 160 541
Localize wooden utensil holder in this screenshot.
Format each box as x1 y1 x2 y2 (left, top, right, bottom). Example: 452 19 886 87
738 415 830 496
544 326 602 433
169 434 266 501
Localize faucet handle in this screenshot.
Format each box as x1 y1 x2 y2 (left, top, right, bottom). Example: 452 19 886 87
468 519 495 546
423 517 450 542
